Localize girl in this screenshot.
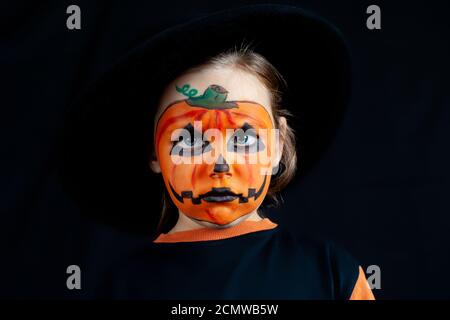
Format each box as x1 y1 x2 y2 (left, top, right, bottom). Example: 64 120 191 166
101 47 374 299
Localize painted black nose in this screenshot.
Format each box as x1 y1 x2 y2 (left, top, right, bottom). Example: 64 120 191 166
213 155 229 173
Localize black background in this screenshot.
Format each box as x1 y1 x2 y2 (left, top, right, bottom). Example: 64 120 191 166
1 0 449 299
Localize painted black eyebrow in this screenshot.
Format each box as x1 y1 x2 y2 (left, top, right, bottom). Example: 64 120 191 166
241 122 255 131
184 123 195 134
181 123 202 138
171 123 198 146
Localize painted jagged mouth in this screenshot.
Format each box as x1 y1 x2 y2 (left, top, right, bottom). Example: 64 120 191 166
169 175 267 205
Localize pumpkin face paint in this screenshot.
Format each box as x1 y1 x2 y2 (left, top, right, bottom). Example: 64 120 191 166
155 84 276 227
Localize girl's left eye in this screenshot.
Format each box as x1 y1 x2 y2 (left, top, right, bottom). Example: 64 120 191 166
229 131 264 152
234 134 257 146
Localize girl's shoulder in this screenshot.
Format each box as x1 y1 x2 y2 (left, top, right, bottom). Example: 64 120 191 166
277 226 359 264
272 226 362 299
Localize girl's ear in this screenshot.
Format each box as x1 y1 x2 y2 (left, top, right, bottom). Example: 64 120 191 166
273 116 287 171
150 159 161 173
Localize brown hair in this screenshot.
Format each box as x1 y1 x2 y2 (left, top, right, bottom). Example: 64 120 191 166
155 44 297 234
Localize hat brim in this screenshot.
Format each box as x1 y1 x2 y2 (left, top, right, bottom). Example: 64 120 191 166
59 4 351 234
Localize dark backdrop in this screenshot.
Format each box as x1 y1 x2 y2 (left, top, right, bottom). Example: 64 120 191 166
1 0 449 299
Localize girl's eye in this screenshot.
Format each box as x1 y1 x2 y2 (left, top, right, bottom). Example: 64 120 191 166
177 136 203 148
234 134 257 146
171 135 211 156
229 130 264 153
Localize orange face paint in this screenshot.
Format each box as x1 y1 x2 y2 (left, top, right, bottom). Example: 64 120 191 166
155 84 275 226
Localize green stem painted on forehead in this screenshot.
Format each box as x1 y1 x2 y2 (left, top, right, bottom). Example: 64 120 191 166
176 84 199 98
186 84 238 109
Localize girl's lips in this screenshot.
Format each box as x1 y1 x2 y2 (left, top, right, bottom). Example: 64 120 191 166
199 188 239 202
202 195 238 203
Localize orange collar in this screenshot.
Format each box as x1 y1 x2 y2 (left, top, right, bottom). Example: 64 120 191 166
153 218 278 243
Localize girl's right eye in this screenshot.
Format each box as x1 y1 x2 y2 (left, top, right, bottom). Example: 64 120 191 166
176 136 203 148
170 135 210 156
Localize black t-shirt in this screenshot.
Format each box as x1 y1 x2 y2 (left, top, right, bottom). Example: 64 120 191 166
93 224 361 299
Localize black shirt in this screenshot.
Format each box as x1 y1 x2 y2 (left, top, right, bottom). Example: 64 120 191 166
95 221 363 299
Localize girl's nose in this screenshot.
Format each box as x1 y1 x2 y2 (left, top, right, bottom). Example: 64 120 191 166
213 154 229 173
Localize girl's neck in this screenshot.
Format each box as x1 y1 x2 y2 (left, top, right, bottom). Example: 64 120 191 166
167 210 263 234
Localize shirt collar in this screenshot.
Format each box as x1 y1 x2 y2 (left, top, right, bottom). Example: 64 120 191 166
153 218 277 243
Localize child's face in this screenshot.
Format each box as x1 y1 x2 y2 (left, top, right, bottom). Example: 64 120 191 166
153 66 278 227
